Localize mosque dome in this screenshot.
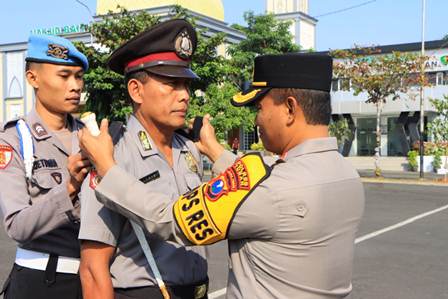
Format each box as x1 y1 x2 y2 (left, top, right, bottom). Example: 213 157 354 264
96 0 224 21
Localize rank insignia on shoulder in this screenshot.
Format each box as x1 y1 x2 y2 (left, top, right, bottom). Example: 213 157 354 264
32 123 47 137
173 153 271 245
47 44 69 60
51 172 62 184
138 131 152 151
0 145 13 169
184 151 198 173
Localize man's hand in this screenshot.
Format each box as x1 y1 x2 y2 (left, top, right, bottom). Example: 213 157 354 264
78 119 116 177
194 114 224 162
67 153 91 199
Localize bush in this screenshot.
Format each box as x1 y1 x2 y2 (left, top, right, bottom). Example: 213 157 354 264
412 141 447 156
250 141 264 151
407 150 418 171
432 149 442 171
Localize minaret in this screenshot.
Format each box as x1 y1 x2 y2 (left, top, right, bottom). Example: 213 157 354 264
266 0 316 50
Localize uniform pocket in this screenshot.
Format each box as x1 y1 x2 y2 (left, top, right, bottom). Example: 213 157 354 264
31 170 61 190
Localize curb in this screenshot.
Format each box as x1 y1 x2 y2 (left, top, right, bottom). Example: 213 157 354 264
361 177 448 187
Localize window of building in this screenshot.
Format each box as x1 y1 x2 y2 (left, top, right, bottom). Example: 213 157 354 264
436 72 444 85
427 72 437 85
340 78 350 91
356 118 377 156
331 79 339 92
242 127 258 150
6 51 25 99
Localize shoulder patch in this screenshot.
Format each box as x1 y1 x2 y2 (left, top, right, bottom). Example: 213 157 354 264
0 144 14 169
173 153 271 245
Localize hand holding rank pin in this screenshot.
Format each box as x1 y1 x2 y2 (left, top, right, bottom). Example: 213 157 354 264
78 113 116 178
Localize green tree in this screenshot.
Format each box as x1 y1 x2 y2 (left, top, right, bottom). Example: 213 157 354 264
329 118 353 148
428 95 448 178
77 5 229 121
193 12 301 142
77 7 301 142
332 47 425 176
187 82 254 141
228 12 300 84
76 7 160 121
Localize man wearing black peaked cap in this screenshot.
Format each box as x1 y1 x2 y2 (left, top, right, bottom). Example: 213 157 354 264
79 53 365 298
78 19 208 299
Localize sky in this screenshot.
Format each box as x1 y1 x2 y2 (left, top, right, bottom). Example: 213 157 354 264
0 0 446 51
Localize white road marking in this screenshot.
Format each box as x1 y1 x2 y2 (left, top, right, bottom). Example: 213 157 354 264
208 204 448 298
355 204 448 244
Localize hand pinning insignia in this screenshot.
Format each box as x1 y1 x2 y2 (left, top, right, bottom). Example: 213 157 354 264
47 43 69 60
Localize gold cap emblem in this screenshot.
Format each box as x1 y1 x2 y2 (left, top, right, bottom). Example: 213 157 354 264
47 44 69 60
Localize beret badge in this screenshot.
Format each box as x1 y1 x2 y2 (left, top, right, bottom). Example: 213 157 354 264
175 31 193 59
47 43 69 60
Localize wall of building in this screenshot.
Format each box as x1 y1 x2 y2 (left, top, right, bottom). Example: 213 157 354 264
331 47 448 156
97 0 225 21
0 53 3 121
267 0 308 14
2 50 27 122
299 19 315 50
267 0 316 50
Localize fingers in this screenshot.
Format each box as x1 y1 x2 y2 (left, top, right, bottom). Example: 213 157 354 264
187 118 195 130
68 153 92 177
100 119 109 134
203 114 211 124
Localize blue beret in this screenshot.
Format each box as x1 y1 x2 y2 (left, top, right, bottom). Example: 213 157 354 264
26 34 88 71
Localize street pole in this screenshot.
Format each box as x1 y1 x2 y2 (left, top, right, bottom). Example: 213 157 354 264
419 0 426 179
75 0 94 45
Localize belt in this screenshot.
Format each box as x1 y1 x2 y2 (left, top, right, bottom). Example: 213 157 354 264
15 247 80 274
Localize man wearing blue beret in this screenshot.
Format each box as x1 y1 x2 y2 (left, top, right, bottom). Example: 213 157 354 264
0 34 90 299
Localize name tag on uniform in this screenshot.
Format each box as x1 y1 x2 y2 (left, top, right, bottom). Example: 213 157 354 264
139 171 160 184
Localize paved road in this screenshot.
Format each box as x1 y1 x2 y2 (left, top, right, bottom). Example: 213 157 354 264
1 182 448 298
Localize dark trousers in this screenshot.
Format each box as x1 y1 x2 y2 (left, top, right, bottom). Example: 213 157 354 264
114 280 208 299
1 263 82 299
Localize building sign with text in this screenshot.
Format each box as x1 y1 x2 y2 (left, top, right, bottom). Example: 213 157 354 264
30 24 88 36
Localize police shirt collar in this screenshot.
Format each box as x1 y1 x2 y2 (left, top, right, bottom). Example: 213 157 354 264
27 108 81 140
173 133 191 153
127 114 158 158
283 137 338 161
26 108 51 140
